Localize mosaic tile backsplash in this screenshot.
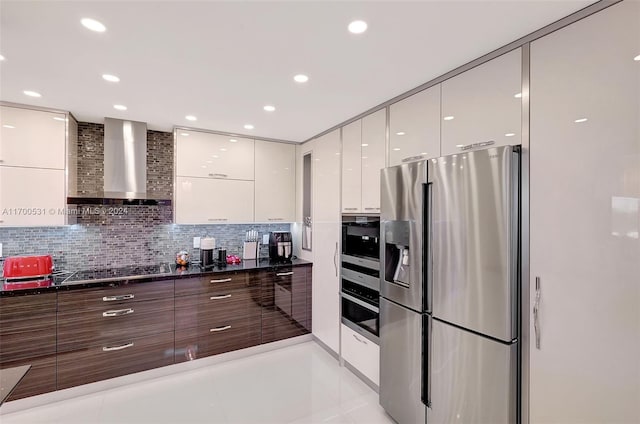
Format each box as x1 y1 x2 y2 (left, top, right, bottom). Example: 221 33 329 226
0 205 290 272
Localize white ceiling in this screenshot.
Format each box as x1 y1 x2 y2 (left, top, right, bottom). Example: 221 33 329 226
0 0 594 142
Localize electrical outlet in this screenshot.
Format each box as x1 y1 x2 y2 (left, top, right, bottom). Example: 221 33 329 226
0 242 3 257
193 237 201 249
262 234 269 245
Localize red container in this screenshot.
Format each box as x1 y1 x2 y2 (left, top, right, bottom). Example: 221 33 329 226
3 255 54 279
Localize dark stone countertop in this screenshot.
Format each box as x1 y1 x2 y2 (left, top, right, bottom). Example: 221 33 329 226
0 258 312 296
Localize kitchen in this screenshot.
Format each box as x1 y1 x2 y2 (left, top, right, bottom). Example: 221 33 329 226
0 1 638 423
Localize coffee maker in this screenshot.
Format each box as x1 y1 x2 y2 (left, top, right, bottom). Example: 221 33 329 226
269 231 293 262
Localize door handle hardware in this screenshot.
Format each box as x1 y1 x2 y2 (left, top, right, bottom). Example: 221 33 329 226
102 294 134 302
210 278 232 283
352 334 367 345
102 308 134 317
210 294 232 300
210 325 231 332
103 342 134 352
276 271 294 276
534 276 541 349
458 140 495 151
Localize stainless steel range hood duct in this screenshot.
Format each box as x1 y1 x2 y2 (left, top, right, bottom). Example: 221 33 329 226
103 117 147 199
67 117 171 206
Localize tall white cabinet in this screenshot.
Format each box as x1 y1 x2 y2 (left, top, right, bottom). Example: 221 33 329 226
529 2 640 422
254 140 295 222
312 129 341 354
0 105 67 226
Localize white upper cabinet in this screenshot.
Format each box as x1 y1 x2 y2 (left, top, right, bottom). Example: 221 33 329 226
441 48 521 156
529 3 639 423
341 109 386 213
176 130 254 180
175 176 254 224
254 140 295 222
0 105 66 169
341 120 362 213
389 85 441 166
0 167 65 226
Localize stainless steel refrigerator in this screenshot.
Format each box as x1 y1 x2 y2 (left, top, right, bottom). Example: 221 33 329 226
379 146 520 424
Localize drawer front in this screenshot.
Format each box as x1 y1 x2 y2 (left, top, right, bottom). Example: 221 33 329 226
341 323 380 385
175 287 261 330
1 354 56 401
175 272 251 297
175 314 261 363
0 293 57 361
58 279 174 311
57 298 175 352
57 331 174 390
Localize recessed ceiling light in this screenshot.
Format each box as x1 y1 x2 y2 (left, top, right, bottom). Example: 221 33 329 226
348 20 368 34
229 139 237 142
102 74 120 82
220 148 227 152
185 115 197 121
23 90 41 98
81 18 106 32
244 124 254 130
443 116 454 121
180 132 189 136
263 105 276 112
293 74 309 83
514 92 522 98
505 133 515 137
456 144 464 148
574 118 588 123
3 124 15 129
634 54 640 61
361 156 368 159
420 152 427 155
114 104 127 111
393 148 401 151
0 54 5 61
361 143 368 147
335 152 340 155
212 155 219 158
396 132 406 136
200 165 207 169
53 117 66 122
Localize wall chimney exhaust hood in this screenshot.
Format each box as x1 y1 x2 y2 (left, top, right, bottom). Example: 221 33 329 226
67 118 171 206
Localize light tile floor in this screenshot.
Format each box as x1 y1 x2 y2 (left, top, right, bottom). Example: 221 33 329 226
0 341 394 424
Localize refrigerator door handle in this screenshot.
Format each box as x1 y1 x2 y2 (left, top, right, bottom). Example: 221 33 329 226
534 276 541 349
421 314 432 407
424 181 433 313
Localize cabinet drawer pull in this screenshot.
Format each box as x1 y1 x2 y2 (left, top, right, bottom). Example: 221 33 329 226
102 294 134 302
344 207 358 211
102 308 134 317
208 218 228 222
210 278 232 283
352 333 368 345
210 325 231 333
210 294 232 300
364 207 379 211
276 271 293 276
208 173 228 178
102 342 134 352
268 218 284 221
458 140 495 151
402 155 425 163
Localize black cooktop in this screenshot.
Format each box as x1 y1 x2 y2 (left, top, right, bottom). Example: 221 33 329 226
63 264 172 283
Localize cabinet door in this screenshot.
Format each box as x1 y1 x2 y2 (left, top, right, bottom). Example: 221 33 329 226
389 85 440 166
341 323 380 385
176 130 254 180
441 48 521 156
0 106 66 169
175 176 254 224
530 2 640 423
254 140 295 222
361 108 386 212
312 129 341 353
261 268 309 344
0 166 65 226
341 120 362 213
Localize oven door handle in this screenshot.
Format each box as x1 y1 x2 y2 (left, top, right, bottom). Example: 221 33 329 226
341 292 379 313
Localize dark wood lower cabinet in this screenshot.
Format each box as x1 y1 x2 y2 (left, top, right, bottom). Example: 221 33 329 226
175 314 261 362
0 264 313 401
260 266 312 344
56 331 175 390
